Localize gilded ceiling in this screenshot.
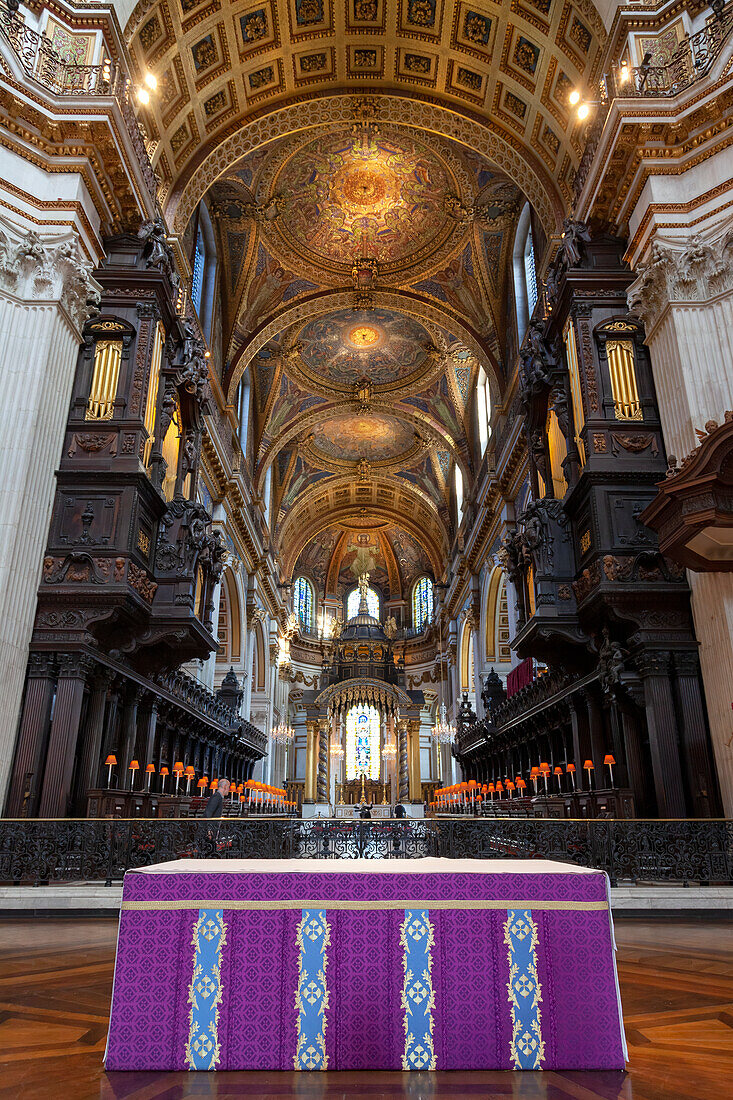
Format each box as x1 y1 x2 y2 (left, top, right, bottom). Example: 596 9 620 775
123 0 608 581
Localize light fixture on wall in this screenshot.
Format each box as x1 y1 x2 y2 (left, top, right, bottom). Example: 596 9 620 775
133 72 158 106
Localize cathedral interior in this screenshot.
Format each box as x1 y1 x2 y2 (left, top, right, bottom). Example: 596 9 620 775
0 0 732 827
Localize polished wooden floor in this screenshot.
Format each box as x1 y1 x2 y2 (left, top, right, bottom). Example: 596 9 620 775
0 918 730 1100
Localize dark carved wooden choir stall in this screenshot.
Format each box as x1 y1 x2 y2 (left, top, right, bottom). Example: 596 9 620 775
5 221 265 819
453 225 721 820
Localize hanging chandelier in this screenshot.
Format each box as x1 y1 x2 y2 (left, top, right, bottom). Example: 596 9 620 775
330 737 344 759
382 737 397 759
272 721 294 746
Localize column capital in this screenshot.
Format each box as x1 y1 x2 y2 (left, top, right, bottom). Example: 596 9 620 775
635 650 671 679
628 231 733 333
26 652 55 678
56 652 96 680
0 217 101 334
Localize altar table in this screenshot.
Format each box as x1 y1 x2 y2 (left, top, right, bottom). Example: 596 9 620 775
105 858 626 1072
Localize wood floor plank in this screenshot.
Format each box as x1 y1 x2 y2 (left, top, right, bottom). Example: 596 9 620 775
0 917 730 1099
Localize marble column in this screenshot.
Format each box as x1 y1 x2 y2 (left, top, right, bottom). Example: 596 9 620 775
408 718 422 803
629 235 733 814
0 219 101 805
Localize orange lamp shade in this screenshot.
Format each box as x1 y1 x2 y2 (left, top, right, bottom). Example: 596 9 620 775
506 780 515 790
160 766 169 776
604 754 616 766
173 761 184 774
530 766 539 776
584 759 594 769
468 779 477 788
145 764 155 774
488 783 495 792
540 761 550 773
210 779 217 790
496 781 504 792
566 764 576 773
517 779 527 789
128 759 139 771
197 777 207 788
104 754 117 766
554 766 563 775
185 765 195 776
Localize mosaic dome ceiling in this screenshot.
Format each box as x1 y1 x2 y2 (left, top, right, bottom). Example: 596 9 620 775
294 308 434 391
267 130 460 278
310 413 417 465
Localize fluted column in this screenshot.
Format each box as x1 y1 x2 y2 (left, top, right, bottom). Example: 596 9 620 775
316 718 329 805
0 220 100 805
408 718 422 803
5 653 56 817
38 653 95 817
629 235 733 815
396 718 409 803
304 719 318 804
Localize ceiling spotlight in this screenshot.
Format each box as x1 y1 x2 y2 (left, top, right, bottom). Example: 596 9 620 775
569 89 581 106
136 87 150 105
144 72 157 90
577 103 590 120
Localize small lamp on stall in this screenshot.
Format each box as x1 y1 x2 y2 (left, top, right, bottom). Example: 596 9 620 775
197 777 207 794
184 765 195 796
128 759 139 791
173 761 184 796
517 777 527 796
495 780 504 798
566 763 576 790
584 759 594 789
104 754 116 789
554 765 563 793
145 763 155 791
540 762 550 792
530 766 540 794
160 765 169 793
210 777 218 791
506 779 515 799
604 754 616 787
488 782 495 801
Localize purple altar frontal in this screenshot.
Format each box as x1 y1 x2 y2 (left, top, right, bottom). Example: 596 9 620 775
105 858 626 1072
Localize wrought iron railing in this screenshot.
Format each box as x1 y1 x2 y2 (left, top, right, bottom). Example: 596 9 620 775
0 9 156 201
610 5 733 99
0 818 729 886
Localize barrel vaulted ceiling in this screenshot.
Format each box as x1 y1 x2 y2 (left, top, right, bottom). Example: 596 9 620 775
123 0 608 581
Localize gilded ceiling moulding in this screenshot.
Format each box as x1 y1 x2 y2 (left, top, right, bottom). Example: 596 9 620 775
166 94 565 240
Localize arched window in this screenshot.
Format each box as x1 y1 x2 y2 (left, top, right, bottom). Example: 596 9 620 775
345 704 381 780
346 585 379 619
454 463 464 524
293 576 314 630
413 576 434 632
476 368 492 455
513 202 538 344
190 204 216 341
237 370 250 449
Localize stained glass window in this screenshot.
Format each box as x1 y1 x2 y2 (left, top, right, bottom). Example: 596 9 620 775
293 576 313 630
345 704 381 780
346 585 379 619
524 226 538 317
191 226 205 313
413 576 433 632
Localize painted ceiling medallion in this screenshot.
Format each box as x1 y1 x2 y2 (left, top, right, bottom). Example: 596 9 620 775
269 129 460 276
294 307 432 389
311 412 416 464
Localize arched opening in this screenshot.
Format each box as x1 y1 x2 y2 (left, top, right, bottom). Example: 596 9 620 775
237 368 251 453
190 201 217 342
476 368 492 456
346 584 380 620
460 618 475 694
513 202 538 345
412 576 434 632
293 576 314 630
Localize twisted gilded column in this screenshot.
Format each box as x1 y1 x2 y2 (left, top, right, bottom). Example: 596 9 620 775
304 719 318 804
316 717 329 804
397 717 409 803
